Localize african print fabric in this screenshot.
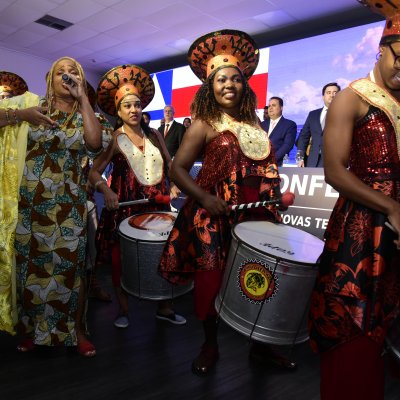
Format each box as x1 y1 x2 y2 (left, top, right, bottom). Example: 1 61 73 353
309 98 400 353
158 125 281 286
95 129 170 265
15 98 113 346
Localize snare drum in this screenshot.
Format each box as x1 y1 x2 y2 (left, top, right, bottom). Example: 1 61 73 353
86 200 98 269
118 212 193 300
215 221 324 345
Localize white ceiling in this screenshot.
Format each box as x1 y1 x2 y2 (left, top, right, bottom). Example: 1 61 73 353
0 0 382 76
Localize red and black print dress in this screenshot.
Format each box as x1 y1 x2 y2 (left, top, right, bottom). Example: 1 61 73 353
95 129 170 264
309 79 400 353
158 115 282 285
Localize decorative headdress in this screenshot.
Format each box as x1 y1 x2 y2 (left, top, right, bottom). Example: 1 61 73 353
0 71 28 98
187 29 259 82
358 0 400 44
97 65 155 116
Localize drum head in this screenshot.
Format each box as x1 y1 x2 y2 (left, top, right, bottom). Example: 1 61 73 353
232 221 324 265
119 212 177 242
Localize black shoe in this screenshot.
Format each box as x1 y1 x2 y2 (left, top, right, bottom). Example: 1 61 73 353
191 344 219 376
249 343 297 371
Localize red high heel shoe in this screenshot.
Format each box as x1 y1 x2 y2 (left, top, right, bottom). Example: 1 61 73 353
17 338 35 352
77 339 96 357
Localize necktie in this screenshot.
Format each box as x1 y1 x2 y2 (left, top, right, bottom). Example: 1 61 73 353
319 110 327 156
164 123 169 137
321 110 327 130
268 120 276 136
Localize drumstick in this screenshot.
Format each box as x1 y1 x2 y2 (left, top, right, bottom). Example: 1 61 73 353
385 221 397 233
229 191 295 212
118 194 170 208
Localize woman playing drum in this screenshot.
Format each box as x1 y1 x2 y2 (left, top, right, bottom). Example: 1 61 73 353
90 65 185 329
158 30 290 375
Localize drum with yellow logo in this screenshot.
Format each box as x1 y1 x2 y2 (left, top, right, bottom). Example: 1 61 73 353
215 221 324 345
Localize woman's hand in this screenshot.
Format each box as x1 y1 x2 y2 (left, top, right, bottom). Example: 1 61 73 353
200 193 230 216
62 74 87 104
170 183 181 199
102 188 119 210
18 107 57 127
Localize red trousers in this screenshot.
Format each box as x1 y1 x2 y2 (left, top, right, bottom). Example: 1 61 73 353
320 335 385 400
192 185 265 321
193 269 224 321
111 243 122 287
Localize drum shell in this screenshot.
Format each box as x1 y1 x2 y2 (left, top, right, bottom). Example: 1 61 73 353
216 222 321 346
119 212 193 300
86 201 98 270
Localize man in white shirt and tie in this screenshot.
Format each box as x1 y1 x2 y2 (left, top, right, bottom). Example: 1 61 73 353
158 105 186 158
296 82 341 167
260 97 297 166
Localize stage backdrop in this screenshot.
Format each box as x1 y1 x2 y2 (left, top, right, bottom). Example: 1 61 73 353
145 47 269 125
142 20 383 131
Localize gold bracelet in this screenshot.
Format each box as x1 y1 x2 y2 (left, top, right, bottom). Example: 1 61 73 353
12 109 21 124
94 179 106 191
4 108 12 125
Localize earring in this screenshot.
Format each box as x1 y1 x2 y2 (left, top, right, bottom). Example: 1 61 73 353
376 52 382 60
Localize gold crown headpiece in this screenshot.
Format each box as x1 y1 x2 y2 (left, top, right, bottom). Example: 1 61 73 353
358 0 400 44
187 29 259 82
97 65 155 116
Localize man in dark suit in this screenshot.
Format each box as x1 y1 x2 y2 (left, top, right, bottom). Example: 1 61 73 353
261 97 297 166
158 105 185 158
296 82 341 167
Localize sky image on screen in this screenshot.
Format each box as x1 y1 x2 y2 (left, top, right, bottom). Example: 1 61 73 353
145 20 383 133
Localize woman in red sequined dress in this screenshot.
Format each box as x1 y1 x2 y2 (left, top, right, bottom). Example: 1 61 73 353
158 30 285 375
89 65 185 329
308 3 400 399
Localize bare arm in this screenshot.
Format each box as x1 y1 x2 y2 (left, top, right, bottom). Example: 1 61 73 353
88 132 119 210
0 106 56 128
80 98 103 151
323 88 400 236
170 120 229 216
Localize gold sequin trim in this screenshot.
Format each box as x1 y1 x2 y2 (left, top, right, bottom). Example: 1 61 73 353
211 113 270 160
350 78 400 162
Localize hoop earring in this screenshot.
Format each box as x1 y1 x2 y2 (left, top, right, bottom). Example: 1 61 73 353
376 52 382 60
